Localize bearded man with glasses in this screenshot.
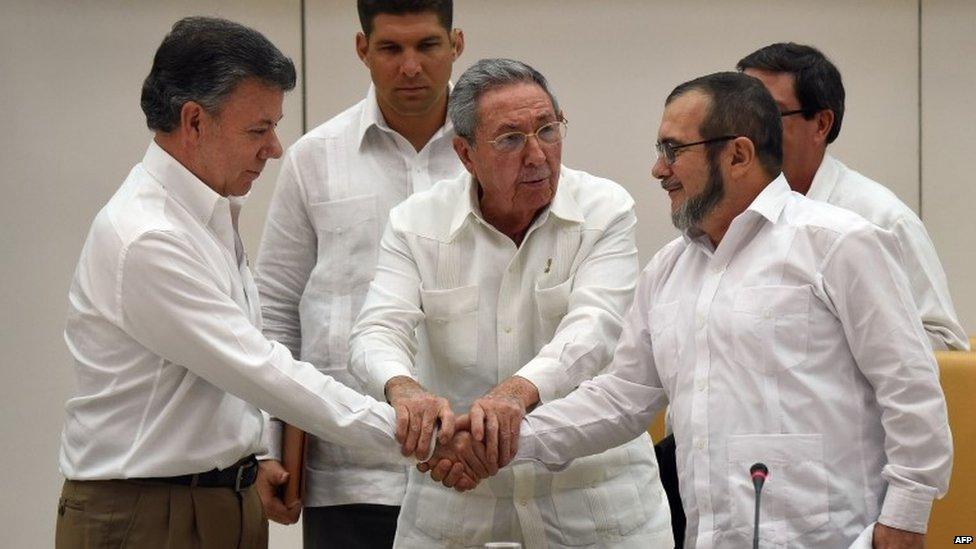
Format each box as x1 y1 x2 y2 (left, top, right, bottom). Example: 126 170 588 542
348 58 672 548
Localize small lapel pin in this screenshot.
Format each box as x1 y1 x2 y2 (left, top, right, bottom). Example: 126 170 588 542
543 258 553 274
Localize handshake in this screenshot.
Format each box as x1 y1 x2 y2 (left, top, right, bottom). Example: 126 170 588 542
257 375 540 524
387 375 540 493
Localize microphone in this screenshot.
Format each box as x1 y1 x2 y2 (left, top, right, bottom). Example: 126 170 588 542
750 463 769 549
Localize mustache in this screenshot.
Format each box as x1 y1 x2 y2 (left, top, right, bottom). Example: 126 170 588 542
520 169 551 182
661 178 681 191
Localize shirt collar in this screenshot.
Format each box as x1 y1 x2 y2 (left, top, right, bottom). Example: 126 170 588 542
356 83 456 148
679 172 792 248
747 173 792 223
805 153 840 202
447 166 583 238
448 173 480 238
142 140 225 227
547 167 585 224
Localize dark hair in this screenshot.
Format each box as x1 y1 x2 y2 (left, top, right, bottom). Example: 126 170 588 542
357 0 453 37
666 72 783 177
736 42 845 144
141 16 296 133
448 58 560 142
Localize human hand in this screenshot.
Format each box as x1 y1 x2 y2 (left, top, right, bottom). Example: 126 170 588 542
468 376 539 474
418 428 489 492
385 376 455 459
255 460 301 524
872 523 924 549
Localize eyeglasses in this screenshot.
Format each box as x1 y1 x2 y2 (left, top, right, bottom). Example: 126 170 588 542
487 120 568 153
655 135 738 166
780 108 812 117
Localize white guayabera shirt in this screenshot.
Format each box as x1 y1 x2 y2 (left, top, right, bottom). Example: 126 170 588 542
255 85 463 507
808 154 968 351
518 176 952 548
59 142 409 480
350 168 672 548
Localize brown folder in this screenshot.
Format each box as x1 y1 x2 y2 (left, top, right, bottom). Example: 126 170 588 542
281 423 307 506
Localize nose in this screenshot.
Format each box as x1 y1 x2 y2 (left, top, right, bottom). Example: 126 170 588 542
401 51 421 77
523 134 546 166
651 155 670 180
262 130 283 160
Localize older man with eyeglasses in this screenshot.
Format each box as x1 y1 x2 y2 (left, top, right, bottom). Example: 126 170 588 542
348 58 672 548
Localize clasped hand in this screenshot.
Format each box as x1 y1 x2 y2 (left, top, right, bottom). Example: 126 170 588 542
386 376 538 492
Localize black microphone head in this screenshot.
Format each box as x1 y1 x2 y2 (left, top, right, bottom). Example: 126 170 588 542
750 462 768 478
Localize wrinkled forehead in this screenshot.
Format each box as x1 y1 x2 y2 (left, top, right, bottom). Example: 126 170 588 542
477 82 557 134
659 90 709 143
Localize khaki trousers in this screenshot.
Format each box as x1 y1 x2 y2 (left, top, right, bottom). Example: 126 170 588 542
55 479 268 549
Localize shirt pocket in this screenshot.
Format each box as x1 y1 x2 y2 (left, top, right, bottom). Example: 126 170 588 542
550 449 655 545
420 284 479 370
307 194 378 292
534 277 573 337
731 285 811 373
727 433 830 544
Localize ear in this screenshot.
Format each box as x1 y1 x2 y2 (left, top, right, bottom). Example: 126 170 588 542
355 32 369 64
450 29 465 60
728 136 756 178
813 109 835 145
178 101 207 146
452 135 477 175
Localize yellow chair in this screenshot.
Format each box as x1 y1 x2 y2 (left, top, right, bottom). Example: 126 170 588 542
928 351 976 544
648 409 667 444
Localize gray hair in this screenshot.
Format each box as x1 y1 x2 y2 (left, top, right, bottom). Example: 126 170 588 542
141 17 296 133
448 58 560 142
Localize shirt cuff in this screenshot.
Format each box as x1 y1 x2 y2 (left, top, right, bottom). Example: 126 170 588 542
367 360 416 401
258 416 284 461
513 417 571 473
514 357 563 404
878 484 935 534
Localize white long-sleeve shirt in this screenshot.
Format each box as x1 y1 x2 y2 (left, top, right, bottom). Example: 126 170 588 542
350 168 672 548
254 85 464 507
809 154 967 350
518 175 952 548
59 141 407 480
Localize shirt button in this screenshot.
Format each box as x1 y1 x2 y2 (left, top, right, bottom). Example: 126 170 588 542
701 500 711 513
696 439 706 450
518 499 528 507
697 316 706 330
763 309 773 319
696 380 707 392
504 327 512 334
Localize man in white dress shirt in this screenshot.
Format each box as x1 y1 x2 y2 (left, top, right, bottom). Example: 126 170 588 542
737 42 967 351
55 17 470 549
350 58 672 547
252 1 466 545
509 72 951 548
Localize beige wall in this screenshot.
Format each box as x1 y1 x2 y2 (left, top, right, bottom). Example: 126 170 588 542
922 0 976 333
0 1 970 546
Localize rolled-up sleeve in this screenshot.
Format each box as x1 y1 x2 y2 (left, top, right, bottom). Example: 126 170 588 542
822 225 952 533
515 205 639 403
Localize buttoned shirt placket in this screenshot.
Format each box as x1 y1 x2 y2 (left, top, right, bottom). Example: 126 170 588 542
479 211 552 549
